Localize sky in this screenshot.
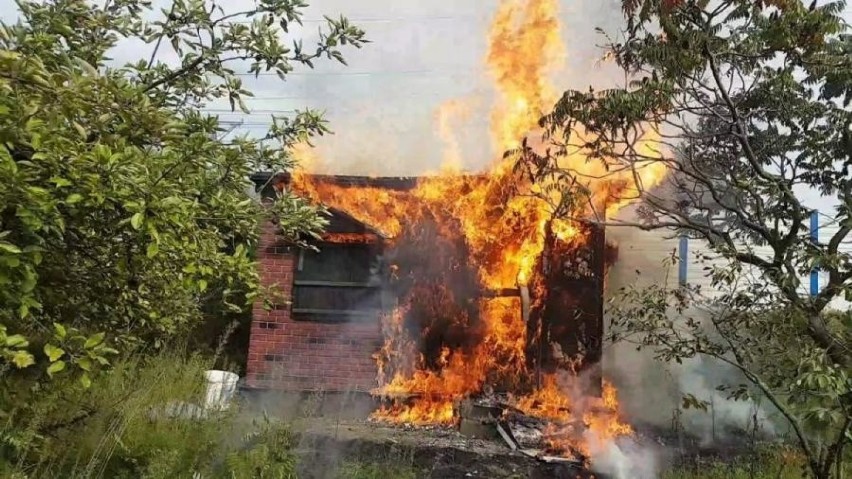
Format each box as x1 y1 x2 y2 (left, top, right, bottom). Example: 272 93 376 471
1 0 850 211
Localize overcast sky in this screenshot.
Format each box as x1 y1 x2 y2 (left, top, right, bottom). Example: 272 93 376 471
2 0 850 212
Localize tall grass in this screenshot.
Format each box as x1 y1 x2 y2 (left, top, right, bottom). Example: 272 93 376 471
0 350 294 479
663 445 851 479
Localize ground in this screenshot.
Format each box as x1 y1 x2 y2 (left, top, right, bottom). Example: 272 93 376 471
243 389 605 478
293 418 601 479
238 389 850 479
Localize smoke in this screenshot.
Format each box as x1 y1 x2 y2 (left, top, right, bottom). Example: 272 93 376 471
590 435 660 479
603 206 784 446
541 367 662 478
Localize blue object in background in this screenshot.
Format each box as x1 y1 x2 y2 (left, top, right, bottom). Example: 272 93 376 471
810 210 819 297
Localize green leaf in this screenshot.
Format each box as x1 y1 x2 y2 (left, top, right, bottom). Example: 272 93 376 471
21 274 36 293
54 323 67 339
146 242 159 258
130 212 144 230
49 177 72 187
79 373 92 389
44 344 65 362
5 335 28 348
84 333 105 349
77 357 93 372
47 360 66 377
0 242 22 254
198 279 208 292
66 193 83 204
75 57 99 77
12 351 35 369
25 117 44 132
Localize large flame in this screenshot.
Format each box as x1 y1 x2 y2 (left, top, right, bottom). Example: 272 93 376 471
488 0 563 153
289 0 666 461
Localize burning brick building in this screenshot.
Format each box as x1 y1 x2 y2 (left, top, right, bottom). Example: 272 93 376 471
246 171 612 397
241 0 668 459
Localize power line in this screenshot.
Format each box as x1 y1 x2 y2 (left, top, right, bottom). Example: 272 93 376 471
230 15 485 25
227 69 480 77
204 108 300 114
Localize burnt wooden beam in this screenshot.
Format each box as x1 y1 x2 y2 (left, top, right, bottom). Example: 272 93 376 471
479 288 521 298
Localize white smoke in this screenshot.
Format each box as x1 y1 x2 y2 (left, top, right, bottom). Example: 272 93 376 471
603 206 784 446
589 434 660 479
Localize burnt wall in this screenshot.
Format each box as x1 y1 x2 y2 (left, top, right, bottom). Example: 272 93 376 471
526 222 608 393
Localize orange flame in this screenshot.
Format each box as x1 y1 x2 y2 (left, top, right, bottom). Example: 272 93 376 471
488 0 563 152
514 374 572 422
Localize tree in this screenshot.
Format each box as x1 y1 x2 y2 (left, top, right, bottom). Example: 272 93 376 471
519 0 851 477
0 0 363 464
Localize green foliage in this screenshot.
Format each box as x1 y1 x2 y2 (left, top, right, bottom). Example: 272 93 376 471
525 0 851 477
0 324 34 369
0 351 302 479
0 350 210 476
223 415 297 479
0 0 364 470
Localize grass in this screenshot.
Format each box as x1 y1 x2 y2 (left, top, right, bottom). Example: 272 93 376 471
663 462 806 479
3 350 845 479
662 445 850 479
333 445 850 479
0 350 302 479
336 461 419 479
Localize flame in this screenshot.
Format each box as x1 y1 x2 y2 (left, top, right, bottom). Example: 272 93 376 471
514 374 572 422
291 176 410 238
321 232 380 244
286 0 664 462
536 379 634 460
488 0 563 152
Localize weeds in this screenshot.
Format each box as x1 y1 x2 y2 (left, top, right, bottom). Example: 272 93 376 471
664 444 851 479
336 460 419 479
0 350 297 479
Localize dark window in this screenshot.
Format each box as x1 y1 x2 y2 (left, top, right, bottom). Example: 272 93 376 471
297 244 373 283
292 242 384 323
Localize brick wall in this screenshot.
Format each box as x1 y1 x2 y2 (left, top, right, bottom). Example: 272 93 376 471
245 222 383 391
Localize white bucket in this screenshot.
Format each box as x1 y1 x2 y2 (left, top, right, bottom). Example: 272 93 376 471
203 370 239 411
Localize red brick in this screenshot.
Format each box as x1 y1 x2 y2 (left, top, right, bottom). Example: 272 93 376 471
247 220 383 392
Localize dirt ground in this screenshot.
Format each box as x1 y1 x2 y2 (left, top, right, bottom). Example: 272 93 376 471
292 418 604 479
241 389 607 478
239 389 767 478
